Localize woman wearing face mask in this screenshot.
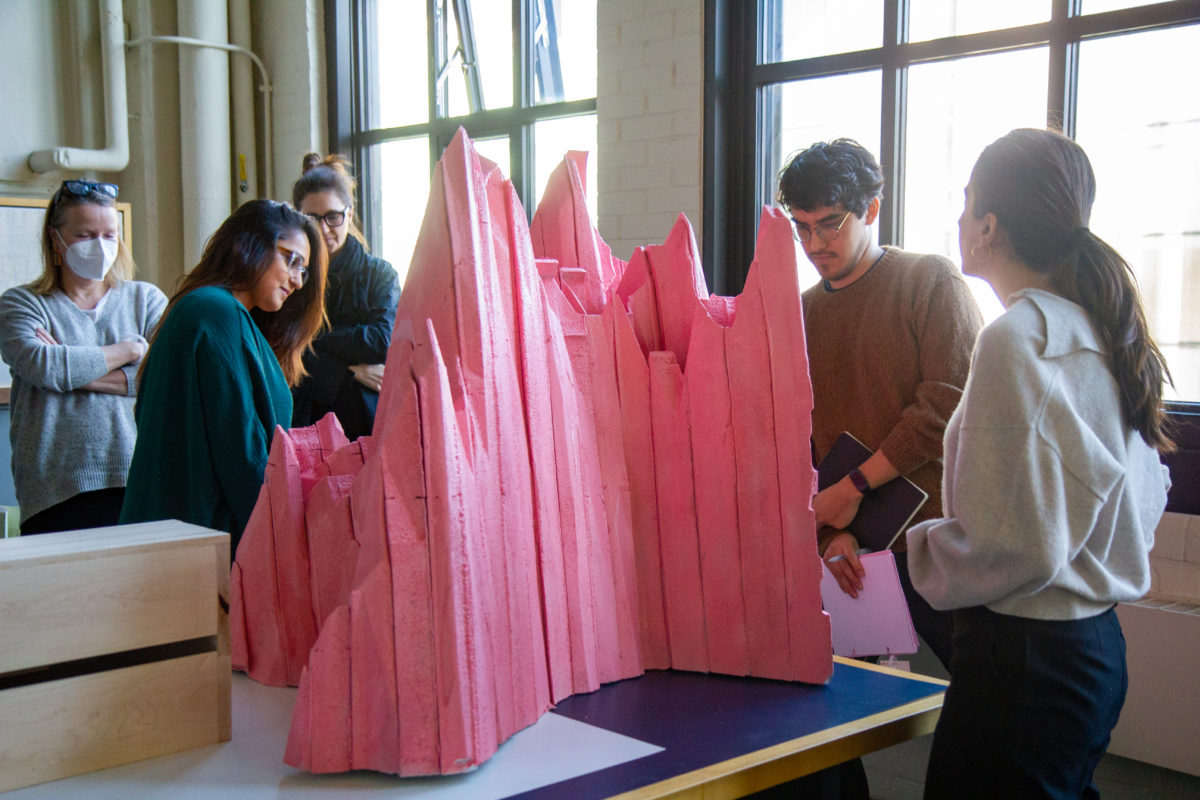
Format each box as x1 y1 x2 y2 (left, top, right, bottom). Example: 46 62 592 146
119 199 327 553
0 180 167 534
289 153 399 440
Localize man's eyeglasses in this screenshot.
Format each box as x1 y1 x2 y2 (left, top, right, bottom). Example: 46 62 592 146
307 208 347 228
277 246 309 286
60 180 119 200
791 211 852 245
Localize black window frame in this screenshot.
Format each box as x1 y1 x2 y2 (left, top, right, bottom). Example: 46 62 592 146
704 0 1200 295
703 0 1200 503
325 0 598 255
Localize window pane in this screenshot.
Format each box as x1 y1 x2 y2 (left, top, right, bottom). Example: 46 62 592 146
378 137 431 288
371 0 428 128
472 135 511 179
1081 0 1163 13
768 71 883 211
1077 25 1200 401
909 0 1048 43
534 0 597 104
534 114 598 218
763 0 882 63
903 48 1049 323
447 2 513 116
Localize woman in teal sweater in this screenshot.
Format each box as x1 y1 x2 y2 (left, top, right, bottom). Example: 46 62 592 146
120 200 327 551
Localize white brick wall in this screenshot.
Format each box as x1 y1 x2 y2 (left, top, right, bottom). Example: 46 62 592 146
1149 511 1200 602
598 0 704 263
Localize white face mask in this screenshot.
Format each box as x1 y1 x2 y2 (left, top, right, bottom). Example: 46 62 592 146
56 231 118 281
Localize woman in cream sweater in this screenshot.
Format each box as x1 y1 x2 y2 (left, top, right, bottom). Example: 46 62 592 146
907 129 1173 799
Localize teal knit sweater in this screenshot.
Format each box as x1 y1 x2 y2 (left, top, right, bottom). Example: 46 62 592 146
120 286 292 549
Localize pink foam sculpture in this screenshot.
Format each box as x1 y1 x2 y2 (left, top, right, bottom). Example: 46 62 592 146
229 128 831 777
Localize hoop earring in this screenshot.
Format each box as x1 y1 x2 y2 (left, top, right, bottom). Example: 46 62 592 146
969 242 992 263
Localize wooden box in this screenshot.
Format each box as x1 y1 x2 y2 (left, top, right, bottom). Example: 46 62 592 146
0 520 230 792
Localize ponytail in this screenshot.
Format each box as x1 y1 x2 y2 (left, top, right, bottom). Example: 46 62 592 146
1052 230 1173 451
969 129 1174 452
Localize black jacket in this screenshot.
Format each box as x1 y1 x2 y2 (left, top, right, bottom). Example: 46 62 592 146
292 235 400 439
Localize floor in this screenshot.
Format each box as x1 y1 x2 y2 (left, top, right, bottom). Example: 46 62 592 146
859 639 1200 800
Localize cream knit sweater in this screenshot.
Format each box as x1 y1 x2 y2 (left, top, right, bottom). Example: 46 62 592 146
907 289 1170 620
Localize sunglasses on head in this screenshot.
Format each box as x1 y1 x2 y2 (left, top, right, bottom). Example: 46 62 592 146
60 180 119 200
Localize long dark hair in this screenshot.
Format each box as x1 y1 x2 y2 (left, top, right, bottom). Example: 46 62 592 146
969 128 1173 450
148 199 328 386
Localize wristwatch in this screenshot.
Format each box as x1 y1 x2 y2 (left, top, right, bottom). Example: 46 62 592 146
847 467 871 495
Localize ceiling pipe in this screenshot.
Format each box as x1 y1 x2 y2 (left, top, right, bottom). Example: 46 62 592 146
27 0 129 174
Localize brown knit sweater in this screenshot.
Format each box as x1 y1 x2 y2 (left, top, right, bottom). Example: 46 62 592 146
803 247 983 552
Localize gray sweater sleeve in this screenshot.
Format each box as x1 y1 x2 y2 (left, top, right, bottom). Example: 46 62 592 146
0 283 166 395
1 281 168 521
0 286 109 392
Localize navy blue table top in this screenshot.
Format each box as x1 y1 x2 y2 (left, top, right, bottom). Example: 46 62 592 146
510 661 945 800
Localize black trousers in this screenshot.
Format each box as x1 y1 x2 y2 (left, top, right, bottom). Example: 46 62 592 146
20 487 126 535
895 550 955 674
924 605 1127 800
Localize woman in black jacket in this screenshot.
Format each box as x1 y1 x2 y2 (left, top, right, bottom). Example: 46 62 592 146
291 153 400 439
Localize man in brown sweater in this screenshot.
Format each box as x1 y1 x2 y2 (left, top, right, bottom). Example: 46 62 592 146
779 139 983 672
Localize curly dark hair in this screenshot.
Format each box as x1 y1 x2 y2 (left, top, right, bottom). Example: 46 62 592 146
776 138 885 216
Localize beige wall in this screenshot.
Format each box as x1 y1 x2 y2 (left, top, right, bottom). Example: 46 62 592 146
1 0 709 281
597 0 704 263
0 0 326 294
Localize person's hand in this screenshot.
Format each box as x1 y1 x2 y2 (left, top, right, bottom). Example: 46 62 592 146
822 530 866 598
350 363 384 392
34 326 59 346
812 477 863 529
98 337 147 371
124 335 148 364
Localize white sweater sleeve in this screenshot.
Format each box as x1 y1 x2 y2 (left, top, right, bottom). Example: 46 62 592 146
906 313 1123 612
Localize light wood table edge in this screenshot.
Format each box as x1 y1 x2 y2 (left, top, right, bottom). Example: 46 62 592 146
606 664 948 800
830 655 950 685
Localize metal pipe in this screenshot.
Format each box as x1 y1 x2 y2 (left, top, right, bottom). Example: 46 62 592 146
124 34 274 194
228 0 259 200
176 0 232 266
27 0 130 173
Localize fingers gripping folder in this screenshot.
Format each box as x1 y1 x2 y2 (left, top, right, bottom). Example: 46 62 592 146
820 550 919 659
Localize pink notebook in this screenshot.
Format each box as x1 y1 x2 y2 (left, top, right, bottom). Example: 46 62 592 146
819 550 918 658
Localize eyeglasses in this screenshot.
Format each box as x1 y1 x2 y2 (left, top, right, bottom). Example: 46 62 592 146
791 210 852 245
60 180 119 200
277 246 309 286
306 208 347 228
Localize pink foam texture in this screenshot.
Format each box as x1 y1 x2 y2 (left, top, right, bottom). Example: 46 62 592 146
229 128 830 776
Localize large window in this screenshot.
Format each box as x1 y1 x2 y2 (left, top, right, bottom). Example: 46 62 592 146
707 0 1200 401
327 0 598 285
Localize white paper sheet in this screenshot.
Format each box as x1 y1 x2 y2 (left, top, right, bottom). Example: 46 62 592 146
4 672 664 799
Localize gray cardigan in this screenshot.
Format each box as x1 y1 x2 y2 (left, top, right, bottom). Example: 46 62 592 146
907 289 1170 620
0 281 167 521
